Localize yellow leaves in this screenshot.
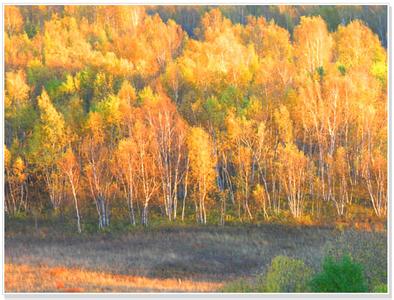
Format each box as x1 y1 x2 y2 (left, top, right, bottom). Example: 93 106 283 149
95 95 122 126
5 32 36 69
257 122 267 143
198 8 233 41
179 24 257 91
253 184 271 218
133 119 155 145
253 184 265 200
243 16 266 52
5 146 27 183
177 9 258 92
116 139 136 163
58 148 79 180
333 147 347 178
251 21 294 99
97 52 134 77
164 60 180 83
5 6 23 35
118 81 137 106
138 87 156 105
349 70 381 105
187 127 216 184
29 90 69 171
85 112 105 144
225 113 242 142
13 157 26 177
117 81 137 126
11 156 27 183
4 146 12 169
277 143 307 171
371 150 387 174
334 20 386 72
361 146 386 183
274 105 293 144
2 6 389 221
225 112 258 149
371 61 387 85
62 147 77 168
238 145 252 168
64 5 79 16
37 90 67 147
27 58 42 70
112 138 137 185
249 18 293 62
294 57 386 155
5 70 30 105
162 60 183 102
38 90 58 122
138 86 170 118
60 74 80 95
98 7 183 79
96 6 146 34
294 16 333 74
44 16 93 71
276 143 310 214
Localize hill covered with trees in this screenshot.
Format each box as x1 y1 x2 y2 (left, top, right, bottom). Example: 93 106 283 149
4 5 387 231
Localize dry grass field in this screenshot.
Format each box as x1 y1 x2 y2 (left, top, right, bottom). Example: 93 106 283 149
5 264 222 292
5 222 387 293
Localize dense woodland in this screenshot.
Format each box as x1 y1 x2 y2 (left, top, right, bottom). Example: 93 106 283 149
4 5 387 231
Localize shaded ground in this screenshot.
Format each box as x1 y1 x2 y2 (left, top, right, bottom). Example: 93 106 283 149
4 223 386 292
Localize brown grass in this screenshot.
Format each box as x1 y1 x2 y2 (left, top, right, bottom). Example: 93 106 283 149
5 264 223 293
5 222 386 293
5 224 336 284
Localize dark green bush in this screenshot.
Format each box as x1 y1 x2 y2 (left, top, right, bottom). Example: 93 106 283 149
324 230 387 289
263 256 313 292
310 255 368 292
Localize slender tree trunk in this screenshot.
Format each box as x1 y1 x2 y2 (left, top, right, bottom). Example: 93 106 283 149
128 192 136 226
142 201 149 226
69 178 81 233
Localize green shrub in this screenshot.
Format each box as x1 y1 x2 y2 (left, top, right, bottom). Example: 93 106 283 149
372 283 387 293
263 256 313 292
324 230 387 289
310 255 368 292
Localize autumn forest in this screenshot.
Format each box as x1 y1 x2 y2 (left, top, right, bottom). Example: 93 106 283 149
4 5 388 231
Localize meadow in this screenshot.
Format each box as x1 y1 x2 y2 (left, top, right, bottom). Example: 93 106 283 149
5 217 387 293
